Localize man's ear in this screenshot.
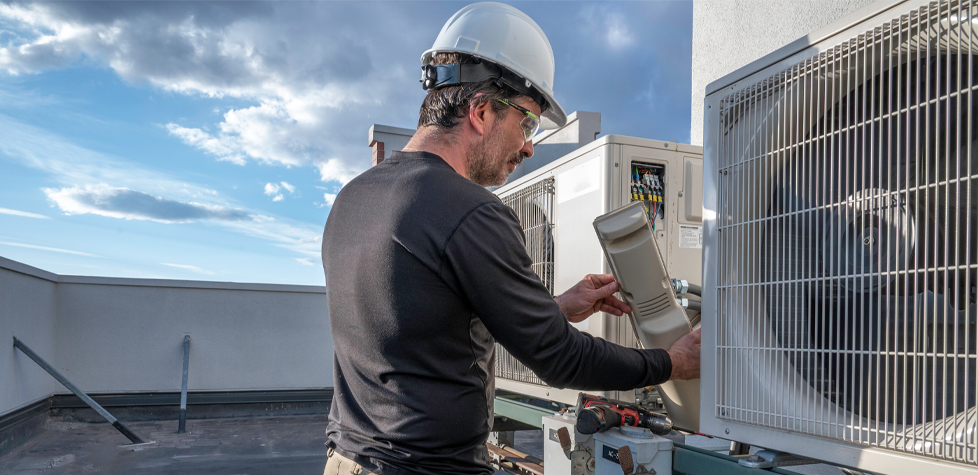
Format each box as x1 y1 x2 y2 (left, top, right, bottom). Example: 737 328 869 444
467 99 493 137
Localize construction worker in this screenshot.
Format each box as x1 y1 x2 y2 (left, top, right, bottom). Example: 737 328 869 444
321 3 701 475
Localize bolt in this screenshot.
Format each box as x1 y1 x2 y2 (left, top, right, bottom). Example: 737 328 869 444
678 192 684 197
725 429 730 434
615 163 619 167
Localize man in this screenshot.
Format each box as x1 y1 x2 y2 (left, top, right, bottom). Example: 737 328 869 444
321 3 701 475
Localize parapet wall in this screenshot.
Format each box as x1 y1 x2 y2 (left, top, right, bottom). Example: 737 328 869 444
0 256 331 416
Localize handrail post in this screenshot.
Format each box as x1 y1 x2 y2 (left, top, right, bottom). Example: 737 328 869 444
178 335 190 433
13 336 145 444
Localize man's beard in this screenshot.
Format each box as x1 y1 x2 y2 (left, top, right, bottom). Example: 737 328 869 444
466 123 523 187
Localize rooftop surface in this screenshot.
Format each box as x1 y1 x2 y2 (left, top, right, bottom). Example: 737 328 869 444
0 414 547 475
0 415 333 475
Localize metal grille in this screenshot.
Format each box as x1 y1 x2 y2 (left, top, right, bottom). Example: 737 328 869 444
495 178 556 385
716 1 977 466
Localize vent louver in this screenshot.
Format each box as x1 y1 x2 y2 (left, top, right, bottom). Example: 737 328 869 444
495 178 555 386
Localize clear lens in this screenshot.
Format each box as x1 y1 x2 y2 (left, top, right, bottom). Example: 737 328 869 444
520 115 540 141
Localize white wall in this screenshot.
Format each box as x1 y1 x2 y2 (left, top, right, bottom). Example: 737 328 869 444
0 257 331 416
0 258 60 415
690 0 876 145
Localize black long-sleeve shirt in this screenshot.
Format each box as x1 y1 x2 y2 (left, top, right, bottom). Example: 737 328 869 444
321 150 671 475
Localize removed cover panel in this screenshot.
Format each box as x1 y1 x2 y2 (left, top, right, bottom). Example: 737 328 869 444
593 201 700 431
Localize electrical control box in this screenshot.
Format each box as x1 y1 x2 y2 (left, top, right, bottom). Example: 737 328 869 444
628 163 667 235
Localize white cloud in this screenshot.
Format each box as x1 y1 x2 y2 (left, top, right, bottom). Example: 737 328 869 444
0 113 323 258
264 182 282 201
580 6 635 51
165 124 246 165
0 240 98 257
294 257 317 266
264 181 296 202
322 193 337 207
0 207 48 219
163 263 217 275
0 2 430 185
44 184 253 223
0 113 221 200
316 159 360 185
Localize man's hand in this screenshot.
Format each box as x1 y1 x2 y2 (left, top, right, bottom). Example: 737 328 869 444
667 328 701 380
554 274 632 323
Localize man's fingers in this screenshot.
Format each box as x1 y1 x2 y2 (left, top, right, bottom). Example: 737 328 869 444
598 295 631 314
588 281 619 300
597 302 621 316
589 274 617 287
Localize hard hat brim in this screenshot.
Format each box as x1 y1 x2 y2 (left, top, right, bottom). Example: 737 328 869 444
422 49 567 129
539 95 567 130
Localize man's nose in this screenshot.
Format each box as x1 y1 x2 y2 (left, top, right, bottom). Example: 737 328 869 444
520 138 534 159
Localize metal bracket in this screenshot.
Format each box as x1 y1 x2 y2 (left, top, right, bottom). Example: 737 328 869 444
13 336 146 444
738 449 815 469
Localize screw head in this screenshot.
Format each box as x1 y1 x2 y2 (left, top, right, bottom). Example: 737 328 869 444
678 192 683 197
725 429 730 434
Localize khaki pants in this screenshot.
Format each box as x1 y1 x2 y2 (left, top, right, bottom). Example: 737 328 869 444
323 447 380 475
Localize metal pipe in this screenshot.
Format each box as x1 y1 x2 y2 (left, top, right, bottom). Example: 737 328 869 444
13 336 145 444
178 335 190 434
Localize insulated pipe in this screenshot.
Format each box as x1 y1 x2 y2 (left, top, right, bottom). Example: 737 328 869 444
685 300 701 314
686 283 702 297
13 337 145 444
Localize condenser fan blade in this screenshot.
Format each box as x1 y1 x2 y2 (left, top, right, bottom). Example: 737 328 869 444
763 52 978 426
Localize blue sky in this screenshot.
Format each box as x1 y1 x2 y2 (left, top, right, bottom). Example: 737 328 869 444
0 1 692 286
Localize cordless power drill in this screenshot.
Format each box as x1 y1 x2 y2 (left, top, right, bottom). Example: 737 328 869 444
573 393 673 436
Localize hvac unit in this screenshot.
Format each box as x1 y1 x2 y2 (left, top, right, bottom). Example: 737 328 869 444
492 135 703 426
703 0 978 473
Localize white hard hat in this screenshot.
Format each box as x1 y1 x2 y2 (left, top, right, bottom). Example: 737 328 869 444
421 2 567 129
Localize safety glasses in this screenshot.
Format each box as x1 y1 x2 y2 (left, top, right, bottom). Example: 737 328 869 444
496 98 540 142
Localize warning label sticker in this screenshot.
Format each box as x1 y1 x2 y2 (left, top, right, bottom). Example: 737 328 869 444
680 225 702 249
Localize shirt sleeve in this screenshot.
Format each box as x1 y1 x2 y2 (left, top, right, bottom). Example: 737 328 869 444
441 201 672 390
